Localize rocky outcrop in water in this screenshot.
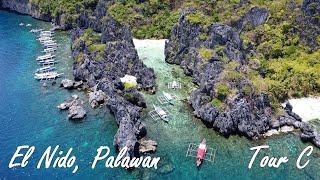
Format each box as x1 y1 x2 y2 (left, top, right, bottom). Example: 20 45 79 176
165 7 320 147
70 1 156 156
60 79 75 90
139 138 157 153
57 95 87 120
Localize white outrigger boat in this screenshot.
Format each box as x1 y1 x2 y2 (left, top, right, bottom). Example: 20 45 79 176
39 37 53 41
42 47 57 53
26 24 32 27
37 59 56 65
41 40 57 45
30 28 43 33
43 43 58 48
35 66 56 73
19 23 25 26
39 31 53 37
148 104 172 122
36 53 55 61
157 91 177 105
34 72 63 80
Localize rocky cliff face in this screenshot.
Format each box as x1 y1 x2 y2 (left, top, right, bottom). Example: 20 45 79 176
297 0 320 50
165 8 271 138
71 0 156 156
165 6 320 147
0 0 51 21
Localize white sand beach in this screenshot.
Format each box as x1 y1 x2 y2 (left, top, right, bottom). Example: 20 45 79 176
287 97 320 122
133 39 167 49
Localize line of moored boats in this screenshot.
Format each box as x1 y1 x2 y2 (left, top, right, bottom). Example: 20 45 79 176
32 29 63 80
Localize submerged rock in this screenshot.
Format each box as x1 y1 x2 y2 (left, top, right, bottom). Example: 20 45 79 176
60 79 75 90
139 138 157 153
68 105 86 120
58 95 86 120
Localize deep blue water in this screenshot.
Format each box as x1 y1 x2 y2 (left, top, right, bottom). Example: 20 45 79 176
1 10 320 180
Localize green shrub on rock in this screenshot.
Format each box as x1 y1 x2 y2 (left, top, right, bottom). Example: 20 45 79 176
215 83 230 100
198 47 214 61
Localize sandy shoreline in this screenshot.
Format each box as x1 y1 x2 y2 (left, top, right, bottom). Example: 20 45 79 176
287 97 320 122
133 39 167 49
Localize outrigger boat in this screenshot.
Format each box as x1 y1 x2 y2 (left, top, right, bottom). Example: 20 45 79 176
168 81 182 90
35 66 56 73
148 104 172 122
30 28 43 33
186 138 216 167
39 37 53 42
26 24 32 27
36 54 55 61
19 23 25 26
34 72 63 80
37 60 56 65
196 139 207 166
42 41 56 45
43 43 58 48
157 91 177 105
42 47 57 53
39 31 53 36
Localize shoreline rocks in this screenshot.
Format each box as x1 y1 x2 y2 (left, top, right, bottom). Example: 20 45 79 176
88 89 107 108
68 105 86 120
57 95 87 120
60 79 75 90
139 138 158 154
60 79 84 90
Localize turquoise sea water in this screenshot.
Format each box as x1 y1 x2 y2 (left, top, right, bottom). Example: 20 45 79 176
1 10 320 179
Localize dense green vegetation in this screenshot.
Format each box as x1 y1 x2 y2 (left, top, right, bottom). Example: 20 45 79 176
30 0 99 26
31 0 98 15
73 28 105 62
107 0 180 38
211 98 225 111
123 82 137 89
